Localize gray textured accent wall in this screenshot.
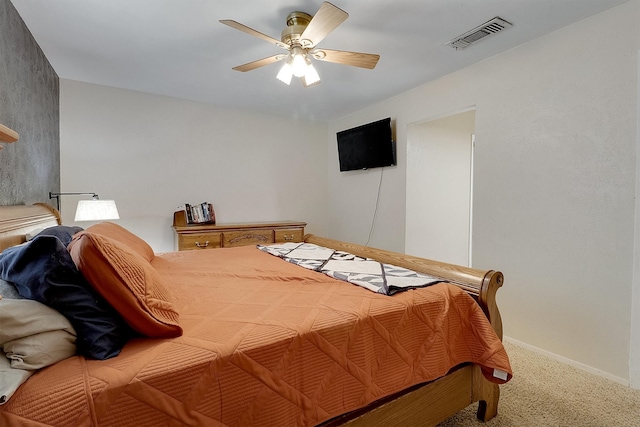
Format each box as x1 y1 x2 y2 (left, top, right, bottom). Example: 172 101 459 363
0 0 59 206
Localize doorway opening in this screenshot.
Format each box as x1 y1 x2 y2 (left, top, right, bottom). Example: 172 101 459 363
405 109 475 267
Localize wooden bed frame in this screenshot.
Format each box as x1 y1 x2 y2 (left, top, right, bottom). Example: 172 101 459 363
0 204 505 426
307 235 504 426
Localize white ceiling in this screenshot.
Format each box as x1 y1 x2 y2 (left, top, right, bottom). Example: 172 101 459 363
10 0 628 121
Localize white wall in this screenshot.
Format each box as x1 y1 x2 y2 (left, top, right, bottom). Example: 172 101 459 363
327 115 406 251
631 53 640 389
328 1 640 382
60 80 328 252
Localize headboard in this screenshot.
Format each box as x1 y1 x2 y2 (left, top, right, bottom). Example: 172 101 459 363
0 203 61 252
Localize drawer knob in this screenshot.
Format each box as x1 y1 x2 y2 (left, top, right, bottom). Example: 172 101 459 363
195 241 209 248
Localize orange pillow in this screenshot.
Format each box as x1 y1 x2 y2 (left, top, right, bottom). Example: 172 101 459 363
82 222 155 261
68 231 182 338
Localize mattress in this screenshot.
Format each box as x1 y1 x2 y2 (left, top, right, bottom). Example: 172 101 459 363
0 245 511 426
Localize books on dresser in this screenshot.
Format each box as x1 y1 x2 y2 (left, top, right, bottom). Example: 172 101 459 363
176 202 216 225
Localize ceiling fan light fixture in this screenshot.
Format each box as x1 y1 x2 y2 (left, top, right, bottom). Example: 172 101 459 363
222 2 379 88
304 62 320 85
276 62 293 85
290 47 307 77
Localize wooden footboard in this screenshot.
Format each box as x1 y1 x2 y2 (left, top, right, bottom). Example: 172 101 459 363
322 365 497 426
303 234 504 338
304 234 505 425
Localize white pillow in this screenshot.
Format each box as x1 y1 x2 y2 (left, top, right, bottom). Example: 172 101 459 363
0 278 21 299
0 355 32 405
0 298 76 369
0 280 77 404
24 228 44 241
4 329 76 370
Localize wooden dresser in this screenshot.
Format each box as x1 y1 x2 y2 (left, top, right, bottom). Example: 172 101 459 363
172 211 306 251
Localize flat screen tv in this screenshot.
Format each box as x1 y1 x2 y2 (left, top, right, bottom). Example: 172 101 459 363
336 117 395 172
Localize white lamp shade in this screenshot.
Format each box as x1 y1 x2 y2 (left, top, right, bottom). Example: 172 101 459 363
303 63 320 86
74 200 120 221
291 54 307 77
276 62 293 85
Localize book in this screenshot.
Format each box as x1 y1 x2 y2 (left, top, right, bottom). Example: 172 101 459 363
177 202 216 225
207 203 216 224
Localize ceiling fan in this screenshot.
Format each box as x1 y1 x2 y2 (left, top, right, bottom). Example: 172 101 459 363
220 2 380 87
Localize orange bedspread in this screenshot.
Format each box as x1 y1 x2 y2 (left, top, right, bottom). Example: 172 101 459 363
0 245 511 426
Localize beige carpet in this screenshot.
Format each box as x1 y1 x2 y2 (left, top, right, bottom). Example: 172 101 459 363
437 341 640 427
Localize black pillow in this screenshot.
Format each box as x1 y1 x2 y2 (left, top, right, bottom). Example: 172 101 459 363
33 225 84 247
0 235 132 359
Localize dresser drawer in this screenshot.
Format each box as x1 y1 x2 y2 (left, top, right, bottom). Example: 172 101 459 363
275 228 304 243
173 213 306 251
222 230 274 247
178 232 221 250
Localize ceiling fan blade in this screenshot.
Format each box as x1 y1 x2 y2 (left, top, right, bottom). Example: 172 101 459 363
220 20 289 50
312 49 380 69
232 54 286 72
299 2 348 48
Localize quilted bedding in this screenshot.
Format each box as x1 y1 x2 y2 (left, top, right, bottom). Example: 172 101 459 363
0 245 511 426
258 242 444 295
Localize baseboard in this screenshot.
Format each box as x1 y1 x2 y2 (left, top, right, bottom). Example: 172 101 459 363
503 336 630 387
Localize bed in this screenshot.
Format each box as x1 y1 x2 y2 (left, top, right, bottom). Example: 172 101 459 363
0 203 511 426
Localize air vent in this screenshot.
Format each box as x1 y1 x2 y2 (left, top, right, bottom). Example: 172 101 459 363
446 17 512 49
